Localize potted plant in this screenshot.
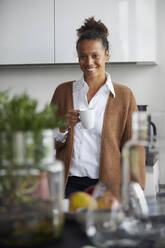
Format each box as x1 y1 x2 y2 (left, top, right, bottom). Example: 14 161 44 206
0 91 66 247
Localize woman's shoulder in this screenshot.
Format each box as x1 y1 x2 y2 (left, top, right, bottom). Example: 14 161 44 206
51 81 75 105
112 81 134 98
112 81 132 92
112 82 137 110
55 80 75 92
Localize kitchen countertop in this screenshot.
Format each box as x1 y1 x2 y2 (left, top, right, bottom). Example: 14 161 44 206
1 195 165 248
48 194 165 248
45 214 165 248
55 195 165 248
49 215 165 248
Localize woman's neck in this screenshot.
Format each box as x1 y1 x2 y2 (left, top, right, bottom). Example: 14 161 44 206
85 73 107 103
85 73 107 90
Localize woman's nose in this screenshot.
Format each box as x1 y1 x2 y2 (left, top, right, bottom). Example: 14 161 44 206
86 56 94 66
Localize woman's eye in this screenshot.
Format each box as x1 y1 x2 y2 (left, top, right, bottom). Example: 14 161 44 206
93 54 99 59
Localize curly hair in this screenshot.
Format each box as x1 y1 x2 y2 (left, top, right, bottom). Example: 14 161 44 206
76 17 109 51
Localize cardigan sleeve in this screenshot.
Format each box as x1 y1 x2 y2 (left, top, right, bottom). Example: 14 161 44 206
50 86 68 150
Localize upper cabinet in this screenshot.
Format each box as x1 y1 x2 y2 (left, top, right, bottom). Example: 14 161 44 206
0 0 54 65
0 0 156 65
55 0 156 64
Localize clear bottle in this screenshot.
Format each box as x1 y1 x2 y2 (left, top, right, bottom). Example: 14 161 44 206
120 112 165 242
47 159 65 239
121 111 150 217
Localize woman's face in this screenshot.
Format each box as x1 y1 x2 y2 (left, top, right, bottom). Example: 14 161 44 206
77 39 109 81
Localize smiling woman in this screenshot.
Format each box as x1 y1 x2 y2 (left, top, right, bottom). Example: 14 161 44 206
76 17 109 99
50 17 145 199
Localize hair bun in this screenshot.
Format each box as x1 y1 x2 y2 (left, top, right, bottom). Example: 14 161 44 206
77 16 109 38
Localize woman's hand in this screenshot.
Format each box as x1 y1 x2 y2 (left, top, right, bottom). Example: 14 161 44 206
60 109 80 132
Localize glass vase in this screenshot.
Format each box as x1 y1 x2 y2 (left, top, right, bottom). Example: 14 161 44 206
0 130 64 247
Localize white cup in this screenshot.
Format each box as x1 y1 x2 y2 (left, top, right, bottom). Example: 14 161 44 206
80 108 95 129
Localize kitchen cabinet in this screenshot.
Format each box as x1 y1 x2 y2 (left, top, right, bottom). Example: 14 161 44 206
55 0 156 64
0 0 156 65
0 0 54 65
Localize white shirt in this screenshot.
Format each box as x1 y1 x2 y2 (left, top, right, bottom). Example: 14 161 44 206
55 72 115 178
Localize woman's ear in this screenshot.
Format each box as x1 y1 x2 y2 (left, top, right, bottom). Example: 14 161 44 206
105 50 110 61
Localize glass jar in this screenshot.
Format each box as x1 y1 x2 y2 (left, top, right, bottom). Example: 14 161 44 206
0 130 64 247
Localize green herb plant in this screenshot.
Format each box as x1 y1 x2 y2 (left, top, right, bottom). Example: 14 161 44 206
0 91 66 132
0 90 66 209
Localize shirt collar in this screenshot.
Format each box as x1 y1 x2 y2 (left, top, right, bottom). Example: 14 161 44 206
104 72 115 98
75 72 115 98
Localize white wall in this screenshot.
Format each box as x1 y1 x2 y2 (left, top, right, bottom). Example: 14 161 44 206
0 0 165 112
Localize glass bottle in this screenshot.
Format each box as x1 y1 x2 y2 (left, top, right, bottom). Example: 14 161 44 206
47 159 65 239
120 112 165 240
121 111 150 217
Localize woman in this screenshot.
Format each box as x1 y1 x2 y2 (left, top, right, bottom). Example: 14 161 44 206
51 17 145 198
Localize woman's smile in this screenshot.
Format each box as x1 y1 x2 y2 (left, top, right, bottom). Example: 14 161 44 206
86 67 97 72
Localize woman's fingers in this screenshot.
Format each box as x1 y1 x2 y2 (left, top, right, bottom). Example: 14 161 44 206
66 109 80 127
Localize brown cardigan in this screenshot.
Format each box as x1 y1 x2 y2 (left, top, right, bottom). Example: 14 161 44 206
51 81 145 198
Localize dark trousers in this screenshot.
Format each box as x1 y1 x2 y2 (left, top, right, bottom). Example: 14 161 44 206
65 176 98 198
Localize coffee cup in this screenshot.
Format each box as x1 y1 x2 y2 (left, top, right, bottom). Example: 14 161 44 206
79 108 95 129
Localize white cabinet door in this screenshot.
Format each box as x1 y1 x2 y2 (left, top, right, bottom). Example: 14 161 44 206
55 0 156 64
0 0 54 64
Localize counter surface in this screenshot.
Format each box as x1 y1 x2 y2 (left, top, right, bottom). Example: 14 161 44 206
0 195 165 248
